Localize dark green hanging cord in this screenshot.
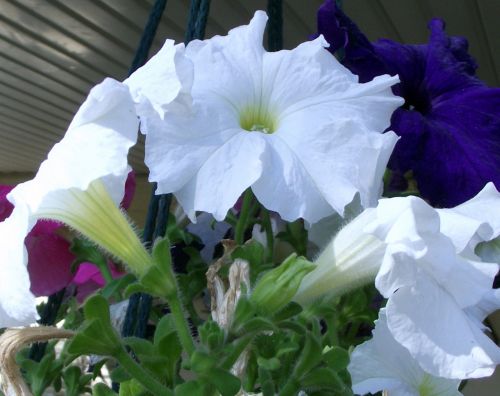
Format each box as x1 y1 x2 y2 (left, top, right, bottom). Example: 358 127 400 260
28 288 66 361
194 0 212 41
185 0 212 44
121 0 169 340
267 0 283 51
123 0 212 340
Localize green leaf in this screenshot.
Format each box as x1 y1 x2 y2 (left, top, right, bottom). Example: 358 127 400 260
293 331 322 376
231 240 269 284
109 366 131 383
257 356 281 371
206 368 241 396
272 302 303 322
323 346 350 371
123 337 156 356
301 368 344 390
258 367 274 396
153 314 176 345
237 317 276 334
63 366 92 396
118 379 147 396
190 351 216 373
67 295 122 357
93 383 118 396
174 381 209 396
232 297 256 330
100 274 136 299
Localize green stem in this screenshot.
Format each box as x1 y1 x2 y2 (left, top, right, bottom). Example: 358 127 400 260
168 294 196 357
98 262 114 284
279 376 300 396
235 189 254 245
115 348 172 395
261 208 274 262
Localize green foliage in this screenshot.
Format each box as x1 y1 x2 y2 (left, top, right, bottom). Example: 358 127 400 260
67 295 122 357
18 346 63 396
231 240 271 284
62 366 93 396
125 238 176 299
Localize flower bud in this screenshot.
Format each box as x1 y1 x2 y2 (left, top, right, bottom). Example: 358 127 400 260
250 254 315 314
294 209 385 305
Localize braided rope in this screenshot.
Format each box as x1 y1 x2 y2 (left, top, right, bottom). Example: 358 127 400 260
123 0 212 340
267 0 283 51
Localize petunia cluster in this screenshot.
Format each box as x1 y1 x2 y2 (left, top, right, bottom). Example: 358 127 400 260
0 5 498 396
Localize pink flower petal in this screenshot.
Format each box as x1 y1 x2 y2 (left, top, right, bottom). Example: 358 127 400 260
25 231 74 297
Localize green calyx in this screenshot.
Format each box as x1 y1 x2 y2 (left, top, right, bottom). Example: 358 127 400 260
250 253 315 315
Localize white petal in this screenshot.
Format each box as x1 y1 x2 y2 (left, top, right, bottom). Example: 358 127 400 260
386 277 500 379
144 98 241 195
125 40 193 118
0 206 38 327
175 132 266 221
9 78 138 211
279 116 398 217
307 194 363 250
438 182 500 257
349 309 461 396
251 134 332 223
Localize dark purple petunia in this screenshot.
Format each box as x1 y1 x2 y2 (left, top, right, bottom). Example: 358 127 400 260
316 0 500 208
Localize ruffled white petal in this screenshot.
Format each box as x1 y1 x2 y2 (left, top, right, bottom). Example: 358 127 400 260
0 79 143 327
9 79 138 210
438 183 500 257
175 132 266 221
386 277 500 379
125 40 193 119
0 206 38 328
349 309 461 396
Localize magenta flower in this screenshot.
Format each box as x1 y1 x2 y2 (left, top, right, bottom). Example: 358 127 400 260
71 262 124 303
316 0 500 208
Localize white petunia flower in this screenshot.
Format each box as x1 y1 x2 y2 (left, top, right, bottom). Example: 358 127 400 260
348 309 462 396
0 79 150 328
295 188 500 379
437 182 500 262
133 11 402 223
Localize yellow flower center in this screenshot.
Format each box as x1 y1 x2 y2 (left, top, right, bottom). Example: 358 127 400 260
239 106 277 134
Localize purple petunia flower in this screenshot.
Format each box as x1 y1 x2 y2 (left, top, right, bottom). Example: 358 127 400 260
316 0 500 208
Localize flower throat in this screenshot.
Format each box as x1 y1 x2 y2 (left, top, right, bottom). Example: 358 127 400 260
239 106 277 134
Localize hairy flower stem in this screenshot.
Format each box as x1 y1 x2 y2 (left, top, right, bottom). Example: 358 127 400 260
115 349 172 395
261 207 274 262
235 189 254 245
168 293 196 357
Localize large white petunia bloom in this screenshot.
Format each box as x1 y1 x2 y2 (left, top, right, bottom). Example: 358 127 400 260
133 11 402 223
0 79 149 328
295 184 500 379
349 309 462 396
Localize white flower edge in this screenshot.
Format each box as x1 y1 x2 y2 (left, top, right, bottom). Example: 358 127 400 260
0 79 139 328
438 182 500 259
367 196 500 379
134 11 403 223
125 39 193 121
349 309 462 396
